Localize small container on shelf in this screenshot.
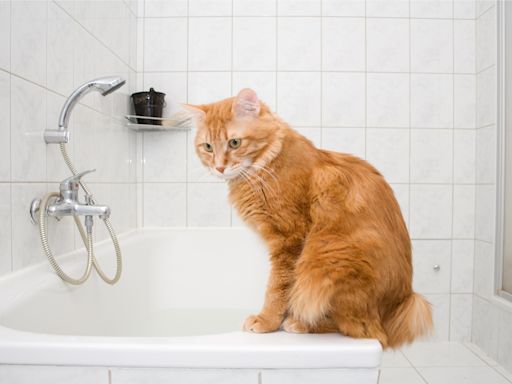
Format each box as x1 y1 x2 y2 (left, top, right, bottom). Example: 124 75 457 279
130 88 166 125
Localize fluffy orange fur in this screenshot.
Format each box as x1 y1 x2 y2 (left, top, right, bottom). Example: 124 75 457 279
189 89 433 348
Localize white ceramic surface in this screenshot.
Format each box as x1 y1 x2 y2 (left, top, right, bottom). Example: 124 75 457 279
0 228 382 369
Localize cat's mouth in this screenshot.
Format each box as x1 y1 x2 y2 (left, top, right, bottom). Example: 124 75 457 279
211 162 251 181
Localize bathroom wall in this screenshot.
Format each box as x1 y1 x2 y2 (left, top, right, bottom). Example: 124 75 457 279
471 0 512 373
138 0 478 341
0 1 138 276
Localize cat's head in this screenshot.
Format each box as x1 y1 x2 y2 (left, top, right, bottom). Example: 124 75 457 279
186 89 283 181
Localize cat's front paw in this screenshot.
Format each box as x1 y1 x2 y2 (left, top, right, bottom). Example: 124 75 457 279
282 316 309 333
243 314 281 333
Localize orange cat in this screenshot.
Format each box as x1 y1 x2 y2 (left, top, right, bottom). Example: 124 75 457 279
187 89 433 348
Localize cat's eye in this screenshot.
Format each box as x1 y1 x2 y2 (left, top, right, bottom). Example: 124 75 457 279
228 138 242 149
203 143 213 152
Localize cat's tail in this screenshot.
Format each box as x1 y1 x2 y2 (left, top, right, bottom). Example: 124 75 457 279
383 292 433 348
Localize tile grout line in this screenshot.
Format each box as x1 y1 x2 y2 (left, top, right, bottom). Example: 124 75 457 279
185 0 190 227
448 0 455 342
9 0 12 273
229 0 234 227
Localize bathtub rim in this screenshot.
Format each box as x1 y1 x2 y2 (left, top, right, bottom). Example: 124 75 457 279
0 228 382 369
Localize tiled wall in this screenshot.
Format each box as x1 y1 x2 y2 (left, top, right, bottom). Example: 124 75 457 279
0 1 138 276
138 0 477 341
472 0 512 373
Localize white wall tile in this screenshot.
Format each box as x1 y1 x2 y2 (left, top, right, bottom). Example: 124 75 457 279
189 18 232 71
233 17 276 71
189 0 232 16
498 309 512 373
188 72 232 105
278 72 321 126
112 368 258 384
322 18 365 71
367 73 409 127
476 67 496 127
366 129 409 183
450 294 473 342
0 365 109 384
476 6 496 71
453 185 475 239
322 72 365 127
278 18 321 70
322 0 365 16
295 127 321 147
0 71 10 182
410 129 453 183
476 125 496 184
454 130 475 183
391 184 410 227
423 294 451 340
232 72 277 111
143 72 188 116
474 240 495 298
411 19 453 73
321 128 365 159
187 183 231 226
410 1 454 18
145 0 188 16
454 0 476 19
143 132 187 182
411 74 453 129
451 240 474 293
47 1 75 96
234 0 276 16
475 185 495 243
472 295 499 359
0 0 11 71
278 0 320 15
144 18 188 71
10 77 46 182
11 0 47 86
366 1 409 17
0 185 11 275
143 183 187 227
410 184 453 239
11 183 47 271
454 20 475 74
454 75 476 129
366 18 409 73
412 240 451 294
476 1 495 17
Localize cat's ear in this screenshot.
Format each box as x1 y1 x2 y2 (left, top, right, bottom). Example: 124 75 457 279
234 88 260 118
182 103 206 121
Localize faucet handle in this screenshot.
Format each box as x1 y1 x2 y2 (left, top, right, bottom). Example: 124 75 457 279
60 169 95 191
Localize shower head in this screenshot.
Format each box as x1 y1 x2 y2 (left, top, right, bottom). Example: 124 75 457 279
95 77 126 96
44 77 126 143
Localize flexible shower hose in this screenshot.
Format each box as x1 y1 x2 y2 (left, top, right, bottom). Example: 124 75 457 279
37 143 122 285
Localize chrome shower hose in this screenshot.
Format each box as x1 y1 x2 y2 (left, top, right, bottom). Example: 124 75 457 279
37 143 122 285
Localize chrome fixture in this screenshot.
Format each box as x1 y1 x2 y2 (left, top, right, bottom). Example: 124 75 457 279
433 264 441 272
31 170 110 223
32 77 124 285
44 77 126 144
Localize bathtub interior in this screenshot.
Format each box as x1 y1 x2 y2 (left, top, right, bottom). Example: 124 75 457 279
0 228 272 337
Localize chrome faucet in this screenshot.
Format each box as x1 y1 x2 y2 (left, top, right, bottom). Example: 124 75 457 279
30 170 110 225
47 170 111 220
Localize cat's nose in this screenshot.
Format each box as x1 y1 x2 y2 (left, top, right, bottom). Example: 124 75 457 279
216 166 225 174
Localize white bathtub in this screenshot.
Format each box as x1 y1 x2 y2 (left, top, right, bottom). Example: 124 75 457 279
0 228 381 383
